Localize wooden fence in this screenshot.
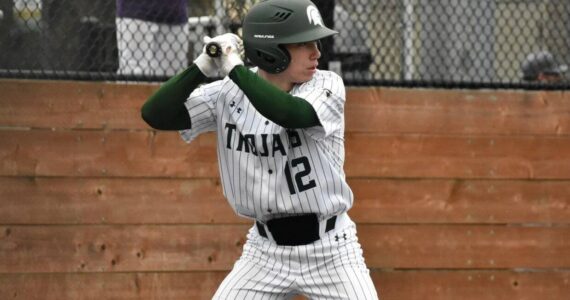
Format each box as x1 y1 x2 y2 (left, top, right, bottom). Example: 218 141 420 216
0 79 569 299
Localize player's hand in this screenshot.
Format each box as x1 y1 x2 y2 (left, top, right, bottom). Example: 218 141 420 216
193 36 221 78
208 33 245 76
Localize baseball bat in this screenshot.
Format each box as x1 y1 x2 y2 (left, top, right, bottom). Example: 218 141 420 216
206 42 222 58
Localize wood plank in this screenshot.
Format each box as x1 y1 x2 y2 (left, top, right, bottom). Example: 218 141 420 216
0 272 227 300
345 133 570 179
1 225 569 273
0 177 243 225
0 225 249 273
2 79 570 136
1 177 569 225
346 88 570 135
2 130 570 179
0 79 154 130
349 179 570 224
0 271 568 300
371 270 570 300
358 225 570 269
0 130 217 178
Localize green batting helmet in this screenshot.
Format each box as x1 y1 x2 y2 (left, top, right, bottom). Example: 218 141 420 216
242 0 338 73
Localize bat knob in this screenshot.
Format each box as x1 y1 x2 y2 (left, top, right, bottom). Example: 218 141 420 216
206 42 222 58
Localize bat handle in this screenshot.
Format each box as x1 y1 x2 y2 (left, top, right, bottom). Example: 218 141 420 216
206 42 222 58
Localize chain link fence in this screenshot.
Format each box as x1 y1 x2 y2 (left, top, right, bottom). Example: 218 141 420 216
1 0 569 88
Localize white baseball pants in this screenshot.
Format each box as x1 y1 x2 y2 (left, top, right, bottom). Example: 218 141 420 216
213 214 379 299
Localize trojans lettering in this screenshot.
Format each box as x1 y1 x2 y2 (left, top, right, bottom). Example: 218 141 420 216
225 123 302 156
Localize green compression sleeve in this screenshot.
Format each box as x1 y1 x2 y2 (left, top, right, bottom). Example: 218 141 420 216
229 65 320 128
141 64 207 130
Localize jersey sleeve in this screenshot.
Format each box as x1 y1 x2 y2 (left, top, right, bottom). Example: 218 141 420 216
295 71 346 140
179 80 222 143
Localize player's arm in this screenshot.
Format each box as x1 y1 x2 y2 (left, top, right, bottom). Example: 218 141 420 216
141 35 224 130
229 66 320 128
211 35 320 129
141 65 207 130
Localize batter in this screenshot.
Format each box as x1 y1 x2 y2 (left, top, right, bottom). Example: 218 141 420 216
141 0 379 298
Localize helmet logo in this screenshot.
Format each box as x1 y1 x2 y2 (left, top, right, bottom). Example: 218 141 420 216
306 5 324 27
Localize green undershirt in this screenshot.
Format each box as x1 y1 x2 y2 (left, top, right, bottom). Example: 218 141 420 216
229 65 320 128
140 64 320 130
141 65 205 130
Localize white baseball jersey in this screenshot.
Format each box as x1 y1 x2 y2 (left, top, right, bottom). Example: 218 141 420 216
180 68 353 223
180 68 379 299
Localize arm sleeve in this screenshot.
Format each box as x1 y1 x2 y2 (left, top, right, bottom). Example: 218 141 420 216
228 65 320 128
295 72 346 140
140 64 206 130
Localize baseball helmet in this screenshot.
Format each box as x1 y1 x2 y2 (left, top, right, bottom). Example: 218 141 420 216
521 50 568 81
242 0 338 73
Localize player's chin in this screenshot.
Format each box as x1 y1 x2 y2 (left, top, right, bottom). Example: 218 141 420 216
296 70 316 82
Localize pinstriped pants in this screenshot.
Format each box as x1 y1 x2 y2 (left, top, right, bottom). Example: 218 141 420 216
213 218 379 299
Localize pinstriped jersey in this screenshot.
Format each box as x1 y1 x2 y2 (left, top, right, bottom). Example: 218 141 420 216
180 69 353 222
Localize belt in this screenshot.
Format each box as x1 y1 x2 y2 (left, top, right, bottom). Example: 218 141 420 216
256 214 337 246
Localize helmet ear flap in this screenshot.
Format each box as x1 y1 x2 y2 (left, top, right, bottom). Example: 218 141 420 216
277 44 291 63
251 45 290 73
257 50 276 63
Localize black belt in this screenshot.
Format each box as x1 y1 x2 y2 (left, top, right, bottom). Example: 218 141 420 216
256 214 337 246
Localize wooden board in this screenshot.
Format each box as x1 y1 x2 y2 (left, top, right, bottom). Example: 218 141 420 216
0 130 217 178
1 225 569 273
371 270 570 300
0 79 153 130
0 271 568 300
344 133 570 179
0 177 241 225
346 88 570 135
2 80 570 136
350 178 570 224
2 80 570 300
0 225 248 273
0 272 227 300
1 177 569 225
2 130 570 179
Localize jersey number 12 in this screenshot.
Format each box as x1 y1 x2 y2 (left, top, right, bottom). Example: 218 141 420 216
284 156 316 195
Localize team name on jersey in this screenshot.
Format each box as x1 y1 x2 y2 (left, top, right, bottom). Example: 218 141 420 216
225 122 302 157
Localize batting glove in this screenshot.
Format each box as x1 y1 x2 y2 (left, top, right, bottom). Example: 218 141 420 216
193 36 220 78
209 33 245 76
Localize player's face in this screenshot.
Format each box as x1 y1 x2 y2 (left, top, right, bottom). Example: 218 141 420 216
283 41 321 83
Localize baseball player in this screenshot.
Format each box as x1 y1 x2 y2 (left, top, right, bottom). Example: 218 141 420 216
141 0 379 298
